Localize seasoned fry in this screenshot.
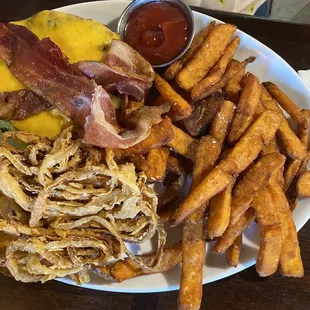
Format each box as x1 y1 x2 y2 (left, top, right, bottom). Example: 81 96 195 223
226 235 242 267
268 175 304 277
94 242 182 282
177 24 237 91
207 180 234 239
210 100 235 146
184 96 222 136
296 171 310 197
154 74 192 120
163 21 216 80
256 225 282 277
230 153 286 225
261 86 306 160
167 125 198 160
224 60 245 103
263 82 307 129
191 37 240 99
197 101 235 236
213 208 255 254
113 117 174 157
228 73 262 144
218 110 282 175
260 138 280 156
208 106 235 238
283 109 309 191
144 147 169 182
172 110 282 226
253 100 266 120
253 186 282 276
179 136 221 310
191 136 222 189
192 56 256 103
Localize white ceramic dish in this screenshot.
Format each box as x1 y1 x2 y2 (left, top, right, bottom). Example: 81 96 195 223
53 0 310 293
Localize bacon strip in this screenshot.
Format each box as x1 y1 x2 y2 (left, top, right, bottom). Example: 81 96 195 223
0 23 93 126
78 40 155 102
0 24 160 148
0 90 52 120
83 88 169 148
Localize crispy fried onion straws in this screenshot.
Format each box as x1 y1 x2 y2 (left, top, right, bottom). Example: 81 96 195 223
0 127 165 284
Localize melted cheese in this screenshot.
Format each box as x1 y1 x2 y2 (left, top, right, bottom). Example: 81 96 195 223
0 10 119 136
13 10 119 63
11 109 73 138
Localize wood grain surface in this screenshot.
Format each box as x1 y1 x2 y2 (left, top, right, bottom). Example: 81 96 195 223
0 1 309 309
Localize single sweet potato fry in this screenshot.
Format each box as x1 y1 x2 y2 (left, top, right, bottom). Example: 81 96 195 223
263 82 307 129
224 60 245 103
144 147 169 182
230 153 286 225
283 109 309 191
228 73 262 144
179 136 221 310
167 125 198 160
213 208 255 254
171 110 282 226
226 235 242 267
268 175 304 277
296 171 310 197
210 100 235 147
252 186 282 276
256 225 282 277
154 74 192 120
113 117 174 157
192 56 256 103
218 110 282 175
94 242 182 282
261 86 306 160
190 136 222 190
177 23 237 91
207 180 234 239
163 21 216 80
191 37 240 99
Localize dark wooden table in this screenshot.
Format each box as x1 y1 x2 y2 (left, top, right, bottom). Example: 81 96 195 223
0 1 310 309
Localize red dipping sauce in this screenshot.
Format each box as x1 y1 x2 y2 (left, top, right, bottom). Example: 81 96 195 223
124 2 191 66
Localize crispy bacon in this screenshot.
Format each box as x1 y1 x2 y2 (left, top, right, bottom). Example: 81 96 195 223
0 23 93 126
0 23 163 148
0 90 52 120
84 88 170 148
78 40 155 102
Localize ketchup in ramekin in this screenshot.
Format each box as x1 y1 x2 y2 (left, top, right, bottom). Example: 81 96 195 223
118 0 194 67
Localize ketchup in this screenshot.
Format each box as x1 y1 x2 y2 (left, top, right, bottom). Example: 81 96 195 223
124 2 190 65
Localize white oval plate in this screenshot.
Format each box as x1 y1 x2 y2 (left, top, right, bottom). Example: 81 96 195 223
54 1 310 293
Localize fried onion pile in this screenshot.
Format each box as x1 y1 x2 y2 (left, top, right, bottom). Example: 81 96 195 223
0 127 165 284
